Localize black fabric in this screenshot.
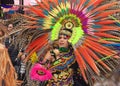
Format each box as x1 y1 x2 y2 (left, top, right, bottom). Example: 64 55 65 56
8 45 19 66
73 73 89 86
5 38 19 66
71 62 89 86
1 0 14 5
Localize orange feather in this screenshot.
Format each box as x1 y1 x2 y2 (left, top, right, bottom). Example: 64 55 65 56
85 46 111 71
91 2 118 15
30 6 46 18
74 49 87 82
86 0 95 7
25 39 48 62
22 14 38 20
93 9 120 18
35 0 49 10
49 0 58 5
92 0 103 7
85 0 103 16
86 39 116 54
41 0 50 10
78 46 100 75
96 25 119 29
87 40 120 58
85 39 114 56
86 36 114 44
94 32 120 40
97 28 120 32
95 20 117 25
26 34 48 52
76 0 85 11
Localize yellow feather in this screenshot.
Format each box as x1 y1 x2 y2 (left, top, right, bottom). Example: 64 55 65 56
57 5 62 12
30 52 38 64
49 11 57 17
66 1 70 8
53 8 59 15
46 15 54 19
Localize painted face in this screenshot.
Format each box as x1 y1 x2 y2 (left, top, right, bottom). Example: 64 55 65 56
58 35 69 48
8 24 13 31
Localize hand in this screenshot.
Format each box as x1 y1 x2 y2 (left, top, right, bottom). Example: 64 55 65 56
53 49 60 56
21 54 26 60
17 52 23 58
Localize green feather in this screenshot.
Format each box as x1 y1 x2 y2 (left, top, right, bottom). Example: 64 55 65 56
68 26 84 45
51 22 62 41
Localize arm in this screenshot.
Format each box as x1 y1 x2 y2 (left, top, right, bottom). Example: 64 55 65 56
40 49 60 67
42 51 52 63
40 51 52 68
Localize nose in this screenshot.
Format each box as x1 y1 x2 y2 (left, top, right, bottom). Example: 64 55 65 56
59 38 64 42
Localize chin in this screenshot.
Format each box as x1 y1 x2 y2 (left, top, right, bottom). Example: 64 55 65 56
59 45 65 48
60 46 68 48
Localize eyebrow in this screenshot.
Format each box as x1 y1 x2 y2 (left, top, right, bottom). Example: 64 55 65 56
8 26 13 28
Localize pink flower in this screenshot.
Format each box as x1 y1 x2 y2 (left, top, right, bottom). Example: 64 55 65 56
30 63 52 81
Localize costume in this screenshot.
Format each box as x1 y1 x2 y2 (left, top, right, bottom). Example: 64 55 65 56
5 0 120 86
45 47 78 86
0 23 17 86
0 43 17 86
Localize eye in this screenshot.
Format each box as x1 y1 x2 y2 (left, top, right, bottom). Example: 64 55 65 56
64 35 69 39
64 37 67 39
59 36 62 39
8 26 13 28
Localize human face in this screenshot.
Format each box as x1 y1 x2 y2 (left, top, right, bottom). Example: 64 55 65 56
58 35 69 48
8 24 13 31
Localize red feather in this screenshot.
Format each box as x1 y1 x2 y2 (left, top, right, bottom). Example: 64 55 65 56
26 34 48 52
30 6 45 18
94 32 120 40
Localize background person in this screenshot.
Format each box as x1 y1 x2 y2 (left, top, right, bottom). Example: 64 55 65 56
0 23 16 86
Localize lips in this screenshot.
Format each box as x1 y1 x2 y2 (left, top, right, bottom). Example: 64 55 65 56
59 42 64 45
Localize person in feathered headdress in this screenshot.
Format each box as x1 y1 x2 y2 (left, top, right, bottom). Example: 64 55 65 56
10 0 120 86
29 26 89 86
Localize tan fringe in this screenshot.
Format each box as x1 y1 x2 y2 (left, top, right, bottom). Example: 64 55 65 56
0 44 17 86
